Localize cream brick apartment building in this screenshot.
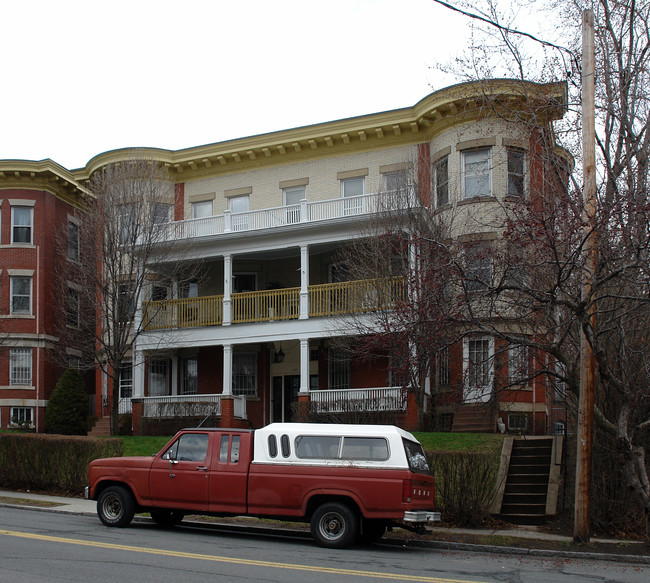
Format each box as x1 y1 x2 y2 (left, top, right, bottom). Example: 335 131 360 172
0 79 569 435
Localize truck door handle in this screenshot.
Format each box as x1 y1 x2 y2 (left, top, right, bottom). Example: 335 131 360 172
196 466 208 472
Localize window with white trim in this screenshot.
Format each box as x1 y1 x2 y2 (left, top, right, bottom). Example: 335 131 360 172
341 177 364 215
508 343 529 384
232 353 257 396
435 346 450 388
464 242 492 292
118 203 138 244
10 407 34 428
12 206 33 244
434 156 449 207
462 148 492 199
119 364 133 399
191 200 212 219
182 357 198 395
10 348 32 385
148 359 169 396
10 276 32 315
507 148 526 197
229 195 250 231
465 337 493 390
284 186 305 224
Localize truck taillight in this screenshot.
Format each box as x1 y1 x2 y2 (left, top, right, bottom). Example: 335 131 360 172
402 479 412 503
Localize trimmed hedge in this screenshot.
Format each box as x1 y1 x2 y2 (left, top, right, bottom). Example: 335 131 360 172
428 450 499 526
0 433 123 495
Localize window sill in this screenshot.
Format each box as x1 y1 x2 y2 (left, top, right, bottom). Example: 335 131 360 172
1 314 35 319
1 385 35 391
458 196 496 206
0 243 36 249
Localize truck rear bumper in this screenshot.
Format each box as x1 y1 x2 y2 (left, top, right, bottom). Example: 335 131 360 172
403 511 441 523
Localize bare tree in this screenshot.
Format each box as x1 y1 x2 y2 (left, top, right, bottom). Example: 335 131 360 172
335 165 464 430
432 0 650 537
55 153 203 435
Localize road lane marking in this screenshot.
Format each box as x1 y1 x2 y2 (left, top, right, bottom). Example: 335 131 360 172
0 529 484 583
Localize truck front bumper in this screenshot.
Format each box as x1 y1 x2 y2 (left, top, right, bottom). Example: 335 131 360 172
84 487 90 500
403 511 441 523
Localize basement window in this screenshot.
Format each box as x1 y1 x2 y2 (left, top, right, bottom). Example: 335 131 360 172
508 413 529 432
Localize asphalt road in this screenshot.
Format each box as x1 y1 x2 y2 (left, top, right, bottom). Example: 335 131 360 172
1 507 648 583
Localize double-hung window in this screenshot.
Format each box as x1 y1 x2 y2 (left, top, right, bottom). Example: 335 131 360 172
464 242 492 292
341 177 364 215
229 195 250 231
191 200 212 219
507 148 526 197
463 336 494 402
284 186 305 224
434 156 449 207
462 148 492 199
11 276 32 315
508 342 529 384
148 359 169 396
10 348 33 386
12 206 33 244
232 353 257 396
182 357 198 395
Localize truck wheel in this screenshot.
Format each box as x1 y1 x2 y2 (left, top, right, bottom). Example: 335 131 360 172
97 486 135 528
310 502 359 548
150 509 185 527
361 519 387 544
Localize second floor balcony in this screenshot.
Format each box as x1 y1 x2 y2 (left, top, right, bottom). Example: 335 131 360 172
153 189 417 242
143 276 405 331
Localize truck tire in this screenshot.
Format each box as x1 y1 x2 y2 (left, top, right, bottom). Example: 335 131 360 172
97 486 135 528
150 509 185 527
310 502 359 548
361 519 387 543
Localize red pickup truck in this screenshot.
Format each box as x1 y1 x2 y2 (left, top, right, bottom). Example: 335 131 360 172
86 422 440 548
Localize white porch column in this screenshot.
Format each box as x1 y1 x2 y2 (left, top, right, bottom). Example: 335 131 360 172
222 343 233 396
299 244 309 320
300 338 310 393
223 254 232 326
132 349 145 399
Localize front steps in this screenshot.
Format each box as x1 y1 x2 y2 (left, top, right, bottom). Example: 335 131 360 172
493 437 563 525
451 404 495 432
88 417 111 437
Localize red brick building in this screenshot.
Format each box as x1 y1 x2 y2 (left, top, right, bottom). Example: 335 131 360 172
0 161 90 432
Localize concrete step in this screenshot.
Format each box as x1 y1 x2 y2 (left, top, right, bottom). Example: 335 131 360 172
88 417 111 437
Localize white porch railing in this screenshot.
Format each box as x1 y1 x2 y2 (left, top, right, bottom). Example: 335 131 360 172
140 394 247 419
152 189 419 242
310 387 408 413
118 398 133 415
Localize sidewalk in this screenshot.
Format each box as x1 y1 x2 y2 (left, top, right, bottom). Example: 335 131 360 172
1 489 648 564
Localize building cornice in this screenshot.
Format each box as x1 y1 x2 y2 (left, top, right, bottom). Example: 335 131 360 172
74 79 567 183
0 159 93 208
1 79 567 187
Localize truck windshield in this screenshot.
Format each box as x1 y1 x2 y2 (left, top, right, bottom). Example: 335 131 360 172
402 438 431 474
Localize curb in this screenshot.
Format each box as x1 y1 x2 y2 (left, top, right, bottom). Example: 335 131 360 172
3 501 649 565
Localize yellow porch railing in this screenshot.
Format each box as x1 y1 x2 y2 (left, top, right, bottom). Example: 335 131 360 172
144 295 224 330
232 287 300 324
143 277 405 330
309 276 405 317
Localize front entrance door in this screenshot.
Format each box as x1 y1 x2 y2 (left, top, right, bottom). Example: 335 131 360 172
272 375 300 422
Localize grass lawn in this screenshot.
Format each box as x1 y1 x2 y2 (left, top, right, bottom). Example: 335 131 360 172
118 432 505 457
413 432 506 455
120 435 172 457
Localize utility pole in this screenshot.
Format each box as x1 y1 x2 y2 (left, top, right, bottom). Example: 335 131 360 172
574 7 596 543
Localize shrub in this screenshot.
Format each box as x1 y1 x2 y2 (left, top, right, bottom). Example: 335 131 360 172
0 433 123 494
428 450 499 526
45 369 88 435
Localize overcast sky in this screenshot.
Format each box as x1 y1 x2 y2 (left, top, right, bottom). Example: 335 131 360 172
1 0 475 169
